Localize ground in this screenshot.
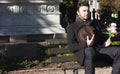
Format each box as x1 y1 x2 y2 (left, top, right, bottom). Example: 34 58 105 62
6 67 112 74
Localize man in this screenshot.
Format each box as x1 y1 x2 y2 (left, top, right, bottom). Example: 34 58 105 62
66 2 120 74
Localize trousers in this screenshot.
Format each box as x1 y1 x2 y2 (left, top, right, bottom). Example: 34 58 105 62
84 46 120 74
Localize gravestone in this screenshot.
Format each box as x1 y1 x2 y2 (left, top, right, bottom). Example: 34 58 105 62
0 0 66 42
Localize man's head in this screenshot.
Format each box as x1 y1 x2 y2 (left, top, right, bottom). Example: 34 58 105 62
76 2 90 21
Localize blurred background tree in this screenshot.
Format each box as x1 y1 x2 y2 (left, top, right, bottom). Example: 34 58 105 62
60 0 77 28
98 0 120 16
98 0 114 18
97 0 120 24
113 0 120 14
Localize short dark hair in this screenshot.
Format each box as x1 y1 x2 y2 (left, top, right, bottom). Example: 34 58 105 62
77 2 90 11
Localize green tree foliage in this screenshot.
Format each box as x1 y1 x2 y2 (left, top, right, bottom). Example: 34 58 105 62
98 0 114 15
63 0 74 7
113 0 120 13
98 0 120 14
60 0 77 24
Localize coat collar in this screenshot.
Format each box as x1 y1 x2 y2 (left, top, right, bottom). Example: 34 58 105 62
76 15 91 26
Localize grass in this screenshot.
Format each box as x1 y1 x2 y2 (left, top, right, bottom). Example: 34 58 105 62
0 48 49 73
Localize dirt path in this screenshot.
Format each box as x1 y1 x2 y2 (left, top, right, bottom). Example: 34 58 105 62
7 67 112 74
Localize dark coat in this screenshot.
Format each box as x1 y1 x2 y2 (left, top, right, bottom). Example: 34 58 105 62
66 16 91 65
66 16 104 65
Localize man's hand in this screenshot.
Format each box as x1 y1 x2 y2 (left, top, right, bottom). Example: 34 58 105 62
104 37 111 47
87 34 95 47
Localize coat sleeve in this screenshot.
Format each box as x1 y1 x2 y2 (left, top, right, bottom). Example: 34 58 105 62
66 25 86 52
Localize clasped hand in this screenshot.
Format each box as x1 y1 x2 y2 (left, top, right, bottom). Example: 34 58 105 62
86 34 95 47
104 37 111 47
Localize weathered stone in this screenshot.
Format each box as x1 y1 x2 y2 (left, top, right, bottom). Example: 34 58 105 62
0 0 65 36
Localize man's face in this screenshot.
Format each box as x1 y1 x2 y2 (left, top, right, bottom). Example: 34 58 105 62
77 6 90 20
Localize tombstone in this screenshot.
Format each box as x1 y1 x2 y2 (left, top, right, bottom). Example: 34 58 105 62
0 0 66 42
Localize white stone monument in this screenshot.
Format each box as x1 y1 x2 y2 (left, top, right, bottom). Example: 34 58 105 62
0 0 66 42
